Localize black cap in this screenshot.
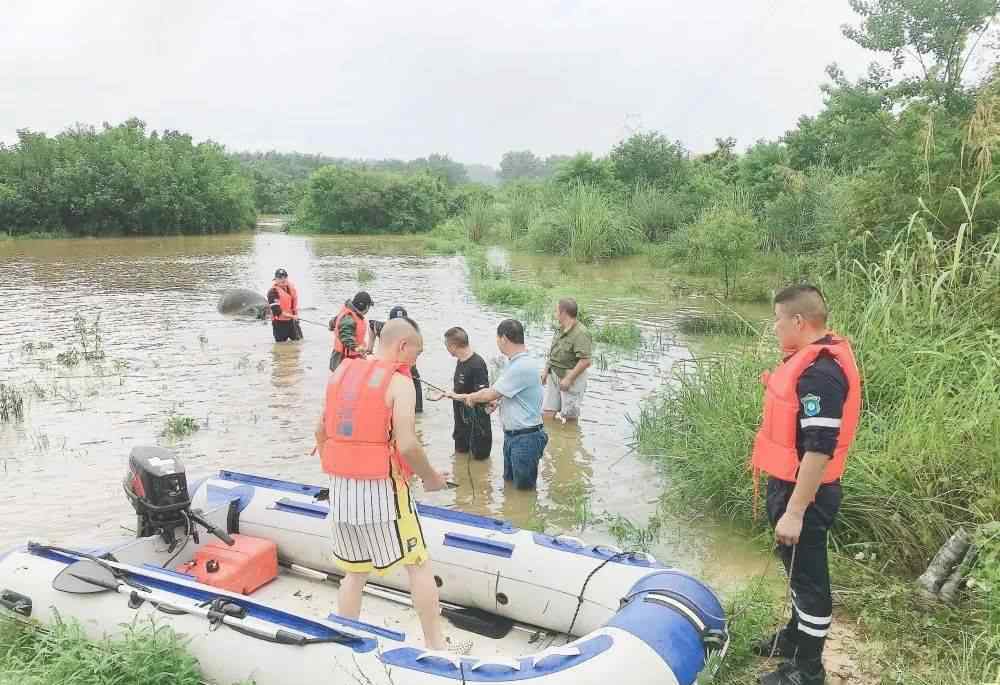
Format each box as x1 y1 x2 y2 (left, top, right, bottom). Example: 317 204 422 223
353 291 373 310
274 268 288 278
388 305 408 320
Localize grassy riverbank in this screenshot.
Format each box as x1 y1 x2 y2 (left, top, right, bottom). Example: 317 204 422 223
0 616 216 685
633 224 1000 684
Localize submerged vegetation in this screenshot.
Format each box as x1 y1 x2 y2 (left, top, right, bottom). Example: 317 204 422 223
0 384 26 423
591 322 643 348
161 414 200 440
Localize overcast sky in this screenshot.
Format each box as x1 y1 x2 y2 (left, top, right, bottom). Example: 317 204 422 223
1 0 876 165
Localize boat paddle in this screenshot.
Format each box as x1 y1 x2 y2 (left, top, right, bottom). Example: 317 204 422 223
279 560 534 640
52 558 362 647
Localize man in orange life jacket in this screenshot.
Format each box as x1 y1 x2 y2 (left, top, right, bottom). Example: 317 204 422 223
314 317 452 651
328 291 372 372
752 285 861 685
266 268 301 342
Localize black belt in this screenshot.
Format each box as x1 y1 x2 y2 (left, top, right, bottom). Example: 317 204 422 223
504 424 543 437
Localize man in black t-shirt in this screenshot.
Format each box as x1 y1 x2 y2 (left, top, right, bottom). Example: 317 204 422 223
434 326 493 459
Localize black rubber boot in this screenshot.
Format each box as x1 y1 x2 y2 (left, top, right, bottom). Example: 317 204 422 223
752 629 798 658
759 660 826 685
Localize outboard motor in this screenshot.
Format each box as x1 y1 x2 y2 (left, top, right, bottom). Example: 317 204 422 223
124 446 234 547
124 446 191 544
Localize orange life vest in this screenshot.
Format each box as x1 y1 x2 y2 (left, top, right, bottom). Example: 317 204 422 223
320 357 413 480
270 280 298 321
750 335 861 484
332 305 367 357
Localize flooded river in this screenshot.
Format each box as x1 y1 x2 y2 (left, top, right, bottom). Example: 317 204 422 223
0 232 767 587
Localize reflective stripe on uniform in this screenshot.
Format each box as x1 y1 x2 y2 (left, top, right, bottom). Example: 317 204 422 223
793 601 832 626
797 622 830 638
800 417 842 429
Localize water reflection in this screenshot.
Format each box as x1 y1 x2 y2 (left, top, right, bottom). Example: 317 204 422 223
537 420 594 531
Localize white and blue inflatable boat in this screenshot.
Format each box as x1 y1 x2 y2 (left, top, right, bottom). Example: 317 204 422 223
0 447 728 685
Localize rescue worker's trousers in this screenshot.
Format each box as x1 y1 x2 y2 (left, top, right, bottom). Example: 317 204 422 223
766 478 841 667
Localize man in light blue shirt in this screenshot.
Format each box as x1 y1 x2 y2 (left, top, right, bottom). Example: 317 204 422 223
450 319 548 489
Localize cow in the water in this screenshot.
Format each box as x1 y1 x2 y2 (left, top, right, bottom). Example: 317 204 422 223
218 288 268 319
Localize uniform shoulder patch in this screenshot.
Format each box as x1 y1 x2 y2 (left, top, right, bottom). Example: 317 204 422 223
801 393 821 417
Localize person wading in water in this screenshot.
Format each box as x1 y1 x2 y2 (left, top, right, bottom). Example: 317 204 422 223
428 326 493 459
329 291 372 372
266 268 301 342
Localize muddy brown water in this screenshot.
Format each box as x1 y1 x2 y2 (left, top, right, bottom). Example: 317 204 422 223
0 233 769 589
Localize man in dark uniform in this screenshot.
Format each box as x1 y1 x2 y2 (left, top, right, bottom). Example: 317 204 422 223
752 285 861 685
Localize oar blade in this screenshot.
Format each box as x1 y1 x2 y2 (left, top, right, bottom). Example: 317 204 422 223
53 559 119 594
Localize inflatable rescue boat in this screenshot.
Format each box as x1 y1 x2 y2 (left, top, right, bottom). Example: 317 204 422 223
0 447 729 685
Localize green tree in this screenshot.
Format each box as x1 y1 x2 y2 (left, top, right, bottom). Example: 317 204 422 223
687 206 759 298
498 150 544 182
842 0 999 108
735 140 791 210
296 166 447 233
700 136 739 183
609 131 688 188
541 154 573 179
553 153 617 190
410 153 469 186
0 119 254 236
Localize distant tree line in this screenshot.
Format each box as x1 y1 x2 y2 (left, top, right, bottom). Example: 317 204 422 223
0 118 255 236
235 151 476 215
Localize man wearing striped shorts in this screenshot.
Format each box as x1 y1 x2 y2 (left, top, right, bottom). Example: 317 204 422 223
315 318 451 651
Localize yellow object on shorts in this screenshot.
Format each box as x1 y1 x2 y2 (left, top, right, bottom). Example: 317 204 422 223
330 464 429 576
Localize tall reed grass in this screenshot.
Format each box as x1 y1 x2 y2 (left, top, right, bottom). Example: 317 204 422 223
626 183 679 242
528 185 639 262
505 186 539 241
460 198 496 243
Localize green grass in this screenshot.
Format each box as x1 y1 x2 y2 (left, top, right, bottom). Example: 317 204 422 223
627 182 680 243
0 383 26 423
528 184 640 262
55 350 80 367
459 198 496 243
676 310 759 337
592 322 643 348
0 230 73 240
0 616 204 685
463 248 549 321
701 583 783 685
161 414 199 439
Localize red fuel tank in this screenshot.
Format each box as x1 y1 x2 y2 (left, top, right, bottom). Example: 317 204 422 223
178 534 278 595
